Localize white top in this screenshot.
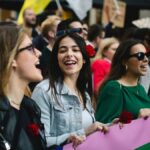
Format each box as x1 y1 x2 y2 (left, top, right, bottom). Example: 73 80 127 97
82 109 93 129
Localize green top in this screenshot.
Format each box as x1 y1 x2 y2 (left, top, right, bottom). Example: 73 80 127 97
95 80 150 123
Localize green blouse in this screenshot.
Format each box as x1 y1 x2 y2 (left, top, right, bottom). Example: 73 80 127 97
95 80 150 123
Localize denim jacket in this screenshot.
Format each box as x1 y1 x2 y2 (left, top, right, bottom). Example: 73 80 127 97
31 79 95 147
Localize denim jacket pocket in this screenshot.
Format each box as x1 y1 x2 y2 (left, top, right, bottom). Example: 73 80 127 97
52 105 70 135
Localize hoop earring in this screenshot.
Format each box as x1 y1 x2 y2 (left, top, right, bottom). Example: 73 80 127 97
125 65 128 71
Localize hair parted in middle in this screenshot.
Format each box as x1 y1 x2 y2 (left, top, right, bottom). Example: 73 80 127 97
48 33 93 105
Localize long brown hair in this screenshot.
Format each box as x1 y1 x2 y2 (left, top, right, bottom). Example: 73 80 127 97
48 33 93 106
98 39 144 93
0 25 26 96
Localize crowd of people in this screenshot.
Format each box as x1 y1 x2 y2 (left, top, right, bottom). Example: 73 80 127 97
0 7 150 150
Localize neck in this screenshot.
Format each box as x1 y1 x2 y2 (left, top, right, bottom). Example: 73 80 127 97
64 75 84 105
7 72 28 109
119 72 139 86
64 75 78 93
47 42 54 51
48 38 55 47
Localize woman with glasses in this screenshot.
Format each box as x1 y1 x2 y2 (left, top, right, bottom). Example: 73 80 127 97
96 39 150 124
0 25 46 150
32 33 108 148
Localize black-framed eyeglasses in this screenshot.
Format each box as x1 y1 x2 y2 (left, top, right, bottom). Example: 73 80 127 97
56 28 82 37
128 52 148 61
18 44 35 54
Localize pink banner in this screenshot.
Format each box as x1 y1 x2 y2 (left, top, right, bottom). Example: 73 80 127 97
63 117 150 150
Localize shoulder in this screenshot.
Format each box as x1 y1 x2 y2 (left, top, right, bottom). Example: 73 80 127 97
0 96 10 111
104 80 121 89
21 96 41 118
35 79 50 91
99 80 122 96
92 59 110 69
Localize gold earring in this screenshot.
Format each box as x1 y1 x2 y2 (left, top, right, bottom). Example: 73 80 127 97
125 65 128 70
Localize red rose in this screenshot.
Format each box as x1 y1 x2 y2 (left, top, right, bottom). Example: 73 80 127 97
119 111 133 124
85 44 96 57
27 123 39 136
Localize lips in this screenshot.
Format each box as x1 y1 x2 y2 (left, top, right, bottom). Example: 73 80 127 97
140 64 148 72
64 60 77 65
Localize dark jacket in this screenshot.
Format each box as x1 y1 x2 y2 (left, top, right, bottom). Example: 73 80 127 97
0 96 46 150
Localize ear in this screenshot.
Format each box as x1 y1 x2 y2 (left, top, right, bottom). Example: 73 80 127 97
83 59 86 64
11 59 18 68
122 59 126 66
48 31 54 38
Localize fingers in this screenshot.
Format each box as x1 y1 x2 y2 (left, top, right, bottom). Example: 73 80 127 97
68 134 86 148
95 122 109 133
118 122 124 129
139 108 150 119
72 135 86 147
112 118 120 124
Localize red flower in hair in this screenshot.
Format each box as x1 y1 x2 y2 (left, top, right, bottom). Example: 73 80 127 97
27 123 39 136
85 44 96 57
119 111 133 124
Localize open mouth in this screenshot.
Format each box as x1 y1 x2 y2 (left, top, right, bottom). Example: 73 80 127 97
64 60 77 65
35 63 41 69
140 64 148 70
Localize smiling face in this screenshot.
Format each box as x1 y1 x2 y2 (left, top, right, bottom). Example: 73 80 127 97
12 35 43 83
57 36 85 77
125 43 149 77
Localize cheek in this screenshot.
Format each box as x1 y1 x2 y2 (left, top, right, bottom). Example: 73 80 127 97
127 60 140 71
57 54 63 65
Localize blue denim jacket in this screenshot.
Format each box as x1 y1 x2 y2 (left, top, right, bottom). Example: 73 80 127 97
31 79 95 147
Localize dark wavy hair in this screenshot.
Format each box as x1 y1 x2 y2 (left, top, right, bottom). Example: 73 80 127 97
99 38 144 92
48 33 93 106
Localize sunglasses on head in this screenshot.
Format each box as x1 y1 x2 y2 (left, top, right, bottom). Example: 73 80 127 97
128 52 148 61
56 28 82 37
18 44 35 54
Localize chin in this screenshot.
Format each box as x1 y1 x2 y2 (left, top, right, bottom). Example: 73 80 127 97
31 75 43 82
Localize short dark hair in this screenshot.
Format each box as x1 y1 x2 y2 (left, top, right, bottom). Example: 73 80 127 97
88 24 103 42
57 18 83 32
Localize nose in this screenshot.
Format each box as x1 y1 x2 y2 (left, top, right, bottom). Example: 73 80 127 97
66 49 73 57
35 48 42 57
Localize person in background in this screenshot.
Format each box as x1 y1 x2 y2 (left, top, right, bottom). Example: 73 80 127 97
33 15 61 52
22 8 39 38
29 15 61 91
87 24 105 53
0 25 46 150
56 18 86 40
82 22 89 40
96 39 150 124
32 33 108 148
38 15 61 78
91 37 119 94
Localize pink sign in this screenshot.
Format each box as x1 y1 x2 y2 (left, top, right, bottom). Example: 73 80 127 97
63 118 150 150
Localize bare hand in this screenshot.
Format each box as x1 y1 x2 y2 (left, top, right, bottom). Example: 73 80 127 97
67 134 86 148
85 121 108 136
138 108 150 119
112 118 124 129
